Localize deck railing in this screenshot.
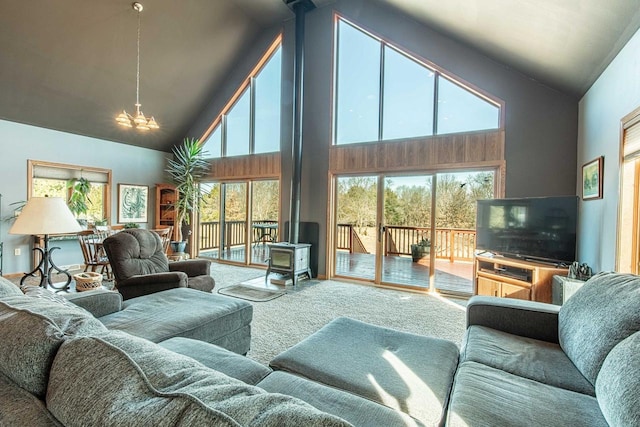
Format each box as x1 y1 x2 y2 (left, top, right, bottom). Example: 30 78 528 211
199 220 277 251
202 221 475 262
337 224 475 262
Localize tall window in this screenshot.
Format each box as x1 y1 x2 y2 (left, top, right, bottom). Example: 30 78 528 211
201 38 282 158
334 17 501 145
617 109 640 274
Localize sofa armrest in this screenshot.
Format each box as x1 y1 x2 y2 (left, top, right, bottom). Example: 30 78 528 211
64 289 123 318
467 296 560 343
116 272 188 300
169 259 211 277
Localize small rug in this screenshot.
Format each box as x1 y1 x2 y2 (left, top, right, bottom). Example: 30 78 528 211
218 284 285 302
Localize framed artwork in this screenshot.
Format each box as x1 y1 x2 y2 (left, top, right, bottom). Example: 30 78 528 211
117 184 149 223
582 157 603 200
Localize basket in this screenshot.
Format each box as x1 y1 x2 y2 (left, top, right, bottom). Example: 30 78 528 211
73 272 103 292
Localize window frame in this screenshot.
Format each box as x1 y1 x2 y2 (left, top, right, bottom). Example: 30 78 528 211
27 160 112 224
200 34 283 158
332 14 504 146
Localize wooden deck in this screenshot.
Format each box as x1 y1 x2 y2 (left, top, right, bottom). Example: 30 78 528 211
200 245 474 294
336 252 473 294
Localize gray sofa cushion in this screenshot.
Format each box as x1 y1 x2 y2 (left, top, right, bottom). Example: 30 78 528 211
270 317 459 427
258 371 425 427
0 371 62 427
20 285 79 308
596 331 640 426
47 331 352 427
159 337 271 385
63 288 123 318
447 361 608 427
0 295 107 398
559 272 640 384
0 275 22 297
98 287 252 353
461 325 594 395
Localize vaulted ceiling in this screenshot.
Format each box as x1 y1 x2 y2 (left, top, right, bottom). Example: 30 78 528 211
1 0 639 152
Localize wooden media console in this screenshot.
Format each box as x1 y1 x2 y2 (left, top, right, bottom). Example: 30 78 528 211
475 254 569 303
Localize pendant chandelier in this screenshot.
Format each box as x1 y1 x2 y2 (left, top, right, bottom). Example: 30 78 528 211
116 2 159 131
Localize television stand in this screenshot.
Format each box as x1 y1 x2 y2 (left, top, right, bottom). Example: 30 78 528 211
475 255 569 303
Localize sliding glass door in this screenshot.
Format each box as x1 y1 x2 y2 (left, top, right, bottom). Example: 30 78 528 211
198 180 279 266
381 175 434 288
334 176 379 281
332 170 494 295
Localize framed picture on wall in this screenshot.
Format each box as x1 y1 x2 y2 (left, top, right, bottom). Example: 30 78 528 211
582 157 603 200
117 184 149 223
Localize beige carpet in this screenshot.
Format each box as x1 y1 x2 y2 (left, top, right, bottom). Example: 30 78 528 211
11 263 468 367
210 263 467 366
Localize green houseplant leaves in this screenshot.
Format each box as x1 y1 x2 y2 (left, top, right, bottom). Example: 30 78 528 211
165 138 209 241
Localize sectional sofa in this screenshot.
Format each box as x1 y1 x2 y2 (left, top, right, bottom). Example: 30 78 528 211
0 272 638 426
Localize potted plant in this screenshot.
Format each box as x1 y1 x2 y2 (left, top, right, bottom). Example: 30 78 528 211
411 237 431 262
65 177 92 228
165 138 208 253
123 222 140 229
67 178 91 217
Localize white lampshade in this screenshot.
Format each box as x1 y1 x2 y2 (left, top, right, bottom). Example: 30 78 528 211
9 197 83 235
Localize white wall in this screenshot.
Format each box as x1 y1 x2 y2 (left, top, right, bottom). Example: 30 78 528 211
0 120 169 274
577 28 640 271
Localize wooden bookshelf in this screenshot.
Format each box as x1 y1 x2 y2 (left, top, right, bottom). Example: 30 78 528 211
155 184 179 242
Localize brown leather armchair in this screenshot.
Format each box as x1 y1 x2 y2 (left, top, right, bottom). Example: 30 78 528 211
102 229 215 300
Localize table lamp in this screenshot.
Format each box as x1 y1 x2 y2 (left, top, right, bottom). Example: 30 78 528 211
9 197 82 290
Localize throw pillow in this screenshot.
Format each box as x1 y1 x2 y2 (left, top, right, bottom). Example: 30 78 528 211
558 272 640 385
0 295 108 398
47 331 352 427
595 331 640 426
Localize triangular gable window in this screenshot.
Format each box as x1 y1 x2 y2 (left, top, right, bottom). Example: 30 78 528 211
334 17 501 145
201 37 282 158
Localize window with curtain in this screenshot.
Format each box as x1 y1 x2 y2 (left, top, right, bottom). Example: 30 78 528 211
28 160 112 224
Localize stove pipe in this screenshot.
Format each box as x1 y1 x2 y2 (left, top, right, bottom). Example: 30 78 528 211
285 0 315 244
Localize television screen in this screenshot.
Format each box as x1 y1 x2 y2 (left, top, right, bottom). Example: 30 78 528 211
476 196 578 264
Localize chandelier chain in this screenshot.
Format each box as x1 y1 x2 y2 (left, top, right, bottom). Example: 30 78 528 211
116 2 158 130
136 7 141 106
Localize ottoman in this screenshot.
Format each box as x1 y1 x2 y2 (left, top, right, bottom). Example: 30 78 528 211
269 317 460 426
98 288 253 355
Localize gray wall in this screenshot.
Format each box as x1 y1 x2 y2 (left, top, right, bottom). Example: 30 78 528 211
0 119 168 275
577 27 640 272
190 0 579 276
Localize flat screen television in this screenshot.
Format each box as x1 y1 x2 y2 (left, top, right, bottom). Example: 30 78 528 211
476 195 578 265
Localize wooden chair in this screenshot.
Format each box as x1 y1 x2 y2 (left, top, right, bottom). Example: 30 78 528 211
77 230 112 279
151 226 173 255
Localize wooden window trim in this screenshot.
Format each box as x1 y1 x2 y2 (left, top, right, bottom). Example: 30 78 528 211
27 160 112 223
199 34 283 143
